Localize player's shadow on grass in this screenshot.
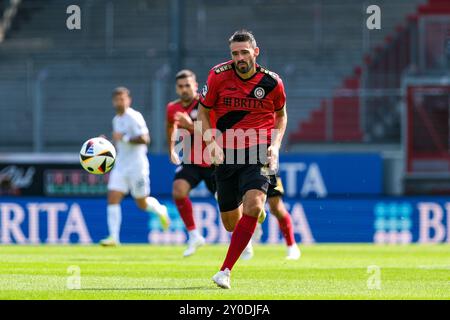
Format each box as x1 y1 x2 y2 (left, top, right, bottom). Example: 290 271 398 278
80 286 216 291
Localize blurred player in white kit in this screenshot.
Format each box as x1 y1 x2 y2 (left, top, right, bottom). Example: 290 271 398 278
100 87 170 246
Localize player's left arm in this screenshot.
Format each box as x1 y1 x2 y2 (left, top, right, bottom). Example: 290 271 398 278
268 77 287 171
270 76 287 149
271 105 287 149
267 105 286 172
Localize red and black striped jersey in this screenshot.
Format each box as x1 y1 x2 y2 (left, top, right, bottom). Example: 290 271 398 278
200 60 286 149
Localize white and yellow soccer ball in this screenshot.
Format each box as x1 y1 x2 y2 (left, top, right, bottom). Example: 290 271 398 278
79 137 116 174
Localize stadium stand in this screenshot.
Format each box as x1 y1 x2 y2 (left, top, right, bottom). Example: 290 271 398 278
289 0 450 144
0 0 169 151
0 1 5 16
0 0 433 152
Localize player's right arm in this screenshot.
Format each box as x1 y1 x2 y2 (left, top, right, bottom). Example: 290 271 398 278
198 69 223 165
198 103 223 165
166 120 176 154
166 118 181 165
166 104 182 165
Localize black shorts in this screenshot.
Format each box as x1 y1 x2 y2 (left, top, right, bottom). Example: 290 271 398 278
174 164 216 194
214 163 271 212
267 175 285 198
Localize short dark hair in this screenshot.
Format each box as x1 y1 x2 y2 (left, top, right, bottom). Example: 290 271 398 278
175 69 196 81
228 29 257 48
112 87 131 97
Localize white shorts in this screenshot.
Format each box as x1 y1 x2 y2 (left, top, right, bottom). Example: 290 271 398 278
107 168 150 198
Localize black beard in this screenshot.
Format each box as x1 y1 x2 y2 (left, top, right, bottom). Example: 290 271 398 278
237 61 252 73
181 94 193 103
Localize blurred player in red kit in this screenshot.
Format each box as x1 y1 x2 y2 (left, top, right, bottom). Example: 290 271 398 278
166 70 217 257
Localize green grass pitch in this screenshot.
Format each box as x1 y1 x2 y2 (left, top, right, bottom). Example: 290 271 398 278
0 244 449 299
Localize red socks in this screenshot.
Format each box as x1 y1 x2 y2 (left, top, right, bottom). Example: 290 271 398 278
221 214 258 271
175 197 196 231
278 213 295 246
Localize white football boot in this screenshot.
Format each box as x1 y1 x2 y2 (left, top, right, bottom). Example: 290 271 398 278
212 268 231 289
155 204 171 231
100 236 119 247
183 232 206 257
286 244 301 260
240 240 254 260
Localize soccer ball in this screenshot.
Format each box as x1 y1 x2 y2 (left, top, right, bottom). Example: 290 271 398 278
79 137 116 174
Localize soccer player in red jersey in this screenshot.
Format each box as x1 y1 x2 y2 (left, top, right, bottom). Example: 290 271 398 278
166 70 217 257
197 30 288 288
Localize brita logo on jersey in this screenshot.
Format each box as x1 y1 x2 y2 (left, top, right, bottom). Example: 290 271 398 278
223 97 264 109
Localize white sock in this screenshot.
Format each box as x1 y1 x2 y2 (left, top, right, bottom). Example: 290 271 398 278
188 229 201 240
245 239 253 249
145 196 163 215
107 204 121 242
